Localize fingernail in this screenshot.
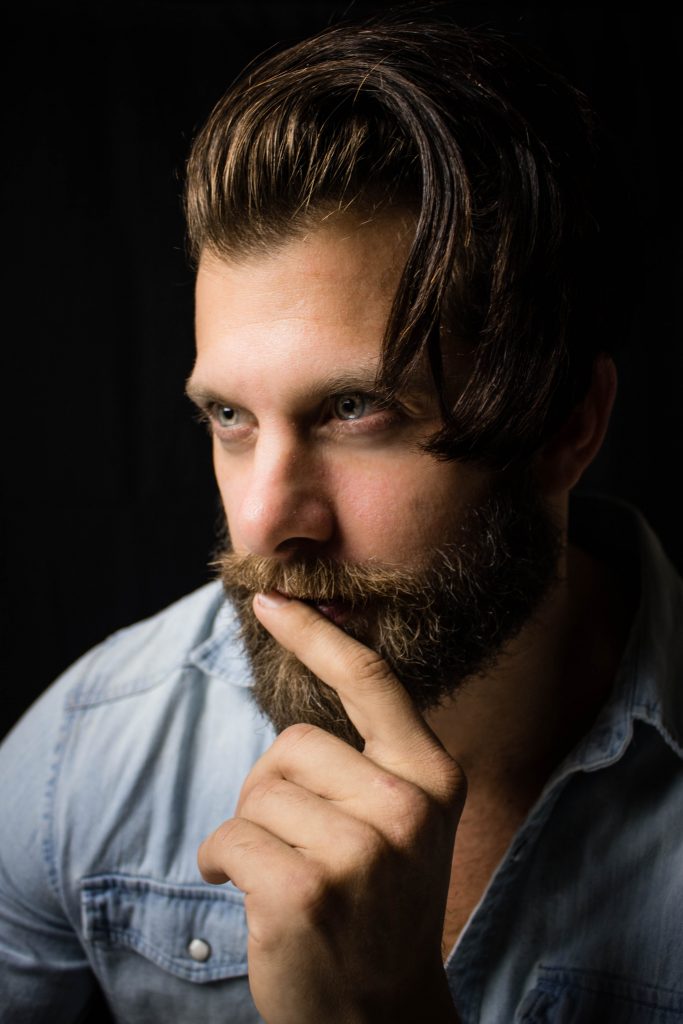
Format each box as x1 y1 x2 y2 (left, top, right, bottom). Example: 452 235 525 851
255 590 290 608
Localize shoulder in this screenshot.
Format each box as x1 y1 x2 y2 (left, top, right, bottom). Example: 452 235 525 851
0 583 267 1011
0 580 238 789
0 581 270 900
62 580 232 708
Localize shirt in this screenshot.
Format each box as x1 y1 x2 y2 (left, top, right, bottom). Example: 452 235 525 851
1 493 682 1023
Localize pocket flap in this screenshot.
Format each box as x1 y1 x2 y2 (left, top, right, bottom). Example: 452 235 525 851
517 965 683 1023
81 874 249 983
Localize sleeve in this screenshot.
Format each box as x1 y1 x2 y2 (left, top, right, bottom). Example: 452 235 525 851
0 674 97 1023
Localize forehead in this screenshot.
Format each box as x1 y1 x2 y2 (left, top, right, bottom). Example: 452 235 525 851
192 213 415 397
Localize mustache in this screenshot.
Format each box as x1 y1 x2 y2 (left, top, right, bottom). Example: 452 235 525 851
215 550 456 604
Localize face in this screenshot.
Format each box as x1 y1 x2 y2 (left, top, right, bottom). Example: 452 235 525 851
193 213 481 567
189 213 561 747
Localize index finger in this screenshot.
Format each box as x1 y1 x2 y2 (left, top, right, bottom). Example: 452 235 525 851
253 591 454 786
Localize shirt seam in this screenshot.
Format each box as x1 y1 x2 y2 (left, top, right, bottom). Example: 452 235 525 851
42 676 87 911
65 664 182 710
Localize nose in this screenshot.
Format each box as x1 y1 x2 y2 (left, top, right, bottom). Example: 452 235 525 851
228 432 335 558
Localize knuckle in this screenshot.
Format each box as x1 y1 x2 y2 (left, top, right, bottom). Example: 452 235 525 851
372 769 415 807
212 816 242 845
403 741 467 808
272 722 327 770
346 820 387 866
378 764 465 845
343 647 395 690
242 775 281 809
287 862 330 917
276 722 322 752
432 753 468 807
384 783 433 848
197 818 243 878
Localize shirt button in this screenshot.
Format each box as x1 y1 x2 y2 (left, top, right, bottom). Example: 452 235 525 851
188 937 212 962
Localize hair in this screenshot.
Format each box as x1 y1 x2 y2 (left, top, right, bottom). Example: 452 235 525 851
185 12 618 469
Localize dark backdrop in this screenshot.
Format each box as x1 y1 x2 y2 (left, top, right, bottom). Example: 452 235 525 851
2 3 681 739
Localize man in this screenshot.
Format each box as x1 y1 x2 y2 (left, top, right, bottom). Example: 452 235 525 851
1 13 681 1024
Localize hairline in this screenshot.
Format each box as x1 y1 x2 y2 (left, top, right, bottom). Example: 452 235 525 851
192 194 420 270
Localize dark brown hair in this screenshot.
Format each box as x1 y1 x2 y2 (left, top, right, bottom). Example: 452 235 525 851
186 14 614 468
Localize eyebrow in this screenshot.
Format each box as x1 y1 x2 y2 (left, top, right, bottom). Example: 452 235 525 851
184 364 435 410
185 367 378 409
185 379 227 409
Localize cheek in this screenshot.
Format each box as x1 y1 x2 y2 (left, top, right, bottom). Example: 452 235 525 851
332 459 464 558
338 474 400 532
213 450 229 504
212 449 244 533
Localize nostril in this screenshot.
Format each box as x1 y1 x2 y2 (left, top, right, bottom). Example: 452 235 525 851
233 462 336 555
274 537 332 558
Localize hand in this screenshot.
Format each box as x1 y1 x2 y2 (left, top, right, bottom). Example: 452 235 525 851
198 592 466 1024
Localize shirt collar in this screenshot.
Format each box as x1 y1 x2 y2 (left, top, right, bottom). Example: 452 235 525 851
557 492 683 776
187 598 255 688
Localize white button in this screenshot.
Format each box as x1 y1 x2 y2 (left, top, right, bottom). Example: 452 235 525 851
188 937 211 962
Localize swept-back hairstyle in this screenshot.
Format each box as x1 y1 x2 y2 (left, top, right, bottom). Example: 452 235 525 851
186 14 615 468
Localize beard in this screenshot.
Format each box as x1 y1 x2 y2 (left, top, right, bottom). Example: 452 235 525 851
216 472 562 751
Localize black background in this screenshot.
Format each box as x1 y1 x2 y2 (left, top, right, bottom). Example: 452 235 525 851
2 3 681 739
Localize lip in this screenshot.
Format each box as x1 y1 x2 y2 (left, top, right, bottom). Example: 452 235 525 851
276 591 353 626
309 600 352 626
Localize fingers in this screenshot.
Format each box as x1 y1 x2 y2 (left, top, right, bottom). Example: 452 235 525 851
241 722 454 828
242 723 379 802
235 774 383 867
198 816 303 894
253 593 416 751
253 592 462 799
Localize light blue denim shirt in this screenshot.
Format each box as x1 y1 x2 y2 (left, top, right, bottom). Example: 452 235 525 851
1 494 682 1023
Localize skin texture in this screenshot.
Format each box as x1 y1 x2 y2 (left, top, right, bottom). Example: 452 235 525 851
189 212 623 1022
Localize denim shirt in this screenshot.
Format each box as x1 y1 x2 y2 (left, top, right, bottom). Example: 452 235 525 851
1 494 682 1023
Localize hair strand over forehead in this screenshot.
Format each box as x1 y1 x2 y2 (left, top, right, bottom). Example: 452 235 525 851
186 13 616 469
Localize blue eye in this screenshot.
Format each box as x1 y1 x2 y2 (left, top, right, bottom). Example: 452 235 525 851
333 394 367 420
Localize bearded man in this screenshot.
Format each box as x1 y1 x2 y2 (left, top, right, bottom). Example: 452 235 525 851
1 13 681 1024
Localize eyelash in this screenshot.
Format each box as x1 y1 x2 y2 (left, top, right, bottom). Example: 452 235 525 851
325 393 401 435
194 392 404 441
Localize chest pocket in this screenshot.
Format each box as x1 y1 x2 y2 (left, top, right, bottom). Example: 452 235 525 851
81 874 262 1024
517 965 683 1023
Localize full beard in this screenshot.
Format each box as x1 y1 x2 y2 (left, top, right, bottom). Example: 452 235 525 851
217 473 562 751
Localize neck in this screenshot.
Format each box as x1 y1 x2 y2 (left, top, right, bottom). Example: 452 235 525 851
425 536 636 805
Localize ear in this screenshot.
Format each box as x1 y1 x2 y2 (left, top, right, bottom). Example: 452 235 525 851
535 354 617 495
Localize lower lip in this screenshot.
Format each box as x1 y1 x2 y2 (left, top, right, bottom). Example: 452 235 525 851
310 601 352 626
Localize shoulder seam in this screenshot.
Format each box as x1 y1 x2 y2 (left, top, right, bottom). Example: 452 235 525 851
41 684 79 909
64 662 181 710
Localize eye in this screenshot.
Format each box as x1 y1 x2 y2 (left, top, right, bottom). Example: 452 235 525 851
332 394 367 420
200 402 255 442
215 405 238 428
